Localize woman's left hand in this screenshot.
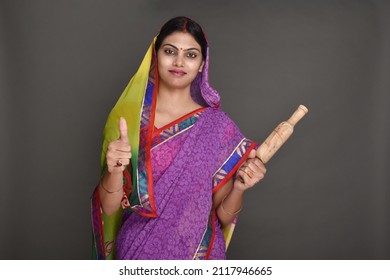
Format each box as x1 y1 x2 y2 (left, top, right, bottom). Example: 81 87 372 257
234 149 267 192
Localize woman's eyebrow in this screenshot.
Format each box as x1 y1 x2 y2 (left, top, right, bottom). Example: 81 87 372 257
186 48 201 52
162 43 200 52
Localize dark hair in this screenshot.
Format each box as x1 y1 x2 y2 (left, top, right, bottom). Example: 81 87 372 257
155 16 207 60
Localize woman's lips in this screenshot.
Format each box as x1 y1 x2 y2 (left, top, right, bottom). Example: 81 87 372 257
169 70 187 77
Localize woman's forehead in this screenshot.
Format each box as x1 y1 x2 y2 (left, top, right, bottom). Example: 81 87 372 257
161 31 201 50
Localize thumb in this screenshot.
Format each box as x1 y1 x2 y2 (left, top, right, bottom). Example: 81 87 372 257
119 117 129 143
248 149 256 159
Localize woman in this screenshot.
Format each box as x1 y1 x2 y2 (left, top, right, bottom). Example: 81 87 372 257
91 16 266 260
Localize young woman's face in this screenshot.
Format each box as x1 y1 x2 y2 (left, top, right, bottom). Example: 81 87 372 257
157 31 205 91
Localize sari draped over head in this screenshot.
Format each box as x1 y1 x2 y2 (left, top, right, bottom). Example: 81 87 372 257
91 36 257 260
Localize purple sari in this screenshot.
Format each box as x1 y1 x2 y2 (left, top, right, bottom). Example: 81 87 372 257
116 107 256 259
91 37 257 260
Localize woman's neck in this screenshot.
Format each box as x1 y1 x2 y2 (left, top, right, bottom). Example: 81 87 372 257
157 84 199 114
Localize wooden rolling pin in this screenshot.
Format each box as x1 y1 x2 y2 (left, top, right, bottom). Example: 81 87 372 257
239 105 308 182
257 104 308 164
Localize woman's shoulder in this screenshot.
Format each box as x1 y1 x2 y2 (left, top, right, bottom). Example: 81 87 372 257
202 107 246 149
205 107 237 125
202 107 242 138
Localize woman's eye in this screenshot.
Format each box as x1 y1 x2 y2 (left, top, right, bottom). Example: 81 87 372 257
164 49 175 55
187 52 197 58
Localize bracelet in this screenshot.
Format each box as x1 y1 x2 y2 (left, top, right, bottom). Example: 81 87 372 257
100 181 122 194
220 195 242 216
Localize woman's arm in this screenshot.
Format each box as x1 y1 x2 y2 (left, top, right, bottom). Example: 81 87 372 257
99 171 124 216
99 117 132 216
213 178 242 228
213 149 266 228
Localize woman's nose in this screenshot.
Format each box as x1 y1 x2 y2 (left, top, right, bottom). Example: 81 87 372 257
173 54 184 67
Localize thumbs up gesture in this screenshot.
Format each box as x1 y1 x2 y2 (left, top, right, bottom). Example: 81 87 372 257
106 117 132 173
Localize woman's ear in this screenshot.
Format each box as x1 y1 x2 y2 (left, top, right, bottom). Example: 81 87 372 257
199 61 205 72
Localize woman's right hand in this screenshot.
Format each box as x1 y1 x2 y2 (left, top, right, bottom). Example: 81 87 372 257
106 117 132 174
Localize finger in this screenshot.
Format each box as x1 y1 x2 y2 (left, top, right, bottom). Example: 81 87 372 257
108 141 131 153
111 158 131 167
253 157 264 169
107 156 130 166
111 150 132 160
241 161 258 173
248 162 266 180
248 149 256 159
119 117 129 143
236 169 246 184
107 158 127 168
246 161 263 174
241 165 255 177
246 158 266 173
111 143 132 155
254 160 267 174
243 163 266 183
117 158 130 166
238 164 254 180
237 169 251 185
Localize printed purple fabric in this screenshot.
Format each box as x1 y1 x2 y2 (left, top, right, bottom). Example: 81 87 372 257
190 48 220 108
91 38 257 259
115 108 252 259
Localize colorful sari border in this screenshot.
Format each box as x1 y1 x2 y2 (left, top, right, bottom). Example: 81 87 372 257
153 107 206 134
151 108 206 149
91 188 105 260
129 49 159 217
212 139 257 193
193 211 217 260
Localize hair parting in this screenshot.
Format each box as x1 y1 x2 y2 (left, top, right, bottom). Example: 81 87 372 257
182 18 188 32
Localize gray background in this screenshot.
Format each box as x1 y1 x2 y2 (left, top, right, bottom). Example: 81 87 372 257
1 0 389 259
